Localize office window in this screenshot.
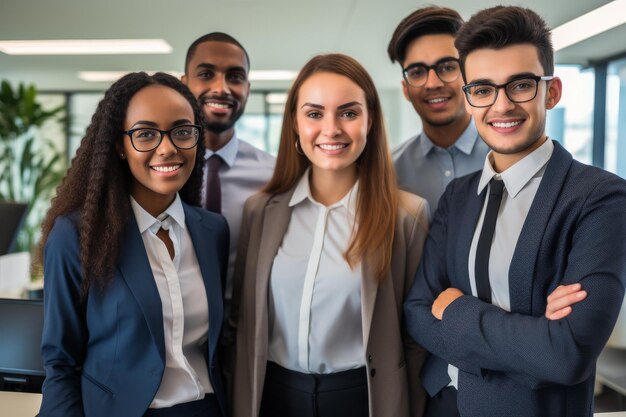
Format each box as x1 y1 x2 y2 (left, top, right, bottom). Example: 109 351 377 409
605 57 626 178
546 65 595 164
67 93 103 158
60 91 285 159
236 92 285 155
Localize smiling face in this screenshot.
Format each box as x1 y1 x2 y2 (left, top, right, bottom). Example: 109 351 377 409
120 85 197 216
402 34 469 134
463 43 562 171
295 72 371 179
182 41 250 143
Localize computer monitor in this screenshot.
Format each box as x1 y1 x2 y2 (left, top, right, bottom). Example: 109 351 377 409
0 298 45 393
0 202 28 255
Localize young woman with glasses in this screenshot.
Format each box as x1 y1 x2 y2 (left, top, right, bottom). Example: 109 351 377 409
38 72 228 417
230 54 430 417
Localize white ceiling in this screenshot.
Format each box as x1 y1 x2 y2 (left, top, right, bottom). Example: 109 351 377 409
1 0 624 92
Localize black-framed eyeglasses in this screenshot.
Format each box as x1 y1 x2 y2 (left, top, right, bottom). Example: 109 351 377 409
462 75 554 108
122 124 201 152
402 58 461 87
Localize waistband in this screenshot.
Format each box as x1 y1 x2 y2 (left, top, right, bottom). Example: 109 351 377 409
265 361 367 394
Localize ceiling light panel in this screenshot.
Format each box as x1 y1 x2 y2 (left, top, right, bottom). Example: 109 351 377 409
552 0 626 51
0 39 172 55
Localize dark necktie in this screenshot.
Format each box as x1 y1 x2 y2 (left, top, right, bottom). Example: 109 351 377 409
475 178 505 303
204 155 222 213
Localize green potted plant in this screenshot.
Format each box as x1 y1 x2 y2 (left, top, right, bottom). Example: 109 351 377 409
0 80 67 255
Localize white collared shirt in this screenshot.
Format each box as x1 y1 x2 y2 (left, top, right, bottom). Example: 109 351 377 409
130 194 213 407
267 170 365 374
448 138 554 388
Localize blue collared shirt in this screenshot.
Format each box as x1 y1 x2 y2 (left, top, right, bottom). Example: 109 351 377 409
393 120 489 218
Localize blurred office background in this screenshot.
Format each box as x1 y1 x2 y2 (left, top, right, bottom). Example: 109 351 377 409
1 0 626 410
1 0 625 164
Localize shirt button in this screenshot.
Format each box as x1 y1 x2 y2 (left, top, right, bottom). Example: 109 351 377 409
370 368 376 377
368 355 373 363
444 170 452 177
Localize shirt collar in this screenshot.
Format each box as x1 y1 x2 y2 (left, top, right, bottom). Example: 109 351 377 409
288 167 359 216
477 138 554 198
419 119 480 156
418 133 436 156
130 193 186 234
203 133 239 168
454 119 480 155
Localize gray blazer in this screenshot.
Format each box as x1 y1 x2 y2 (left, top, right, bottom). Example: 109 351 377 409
231 187 429 417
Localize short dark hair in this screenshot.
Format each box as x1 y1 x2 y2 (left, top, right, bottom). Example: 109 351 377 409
387 6 464 65
185 32 250 74
455 6 554 81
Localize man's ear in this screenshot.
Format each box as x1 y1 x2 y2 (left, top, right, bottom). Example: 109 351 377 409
401 79 411 102
181 74 188 85
545 77 562 110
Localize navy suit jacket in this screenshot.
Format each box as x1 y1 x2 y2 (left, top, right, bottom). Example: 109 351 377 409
39 202 229 417
404 142 626 417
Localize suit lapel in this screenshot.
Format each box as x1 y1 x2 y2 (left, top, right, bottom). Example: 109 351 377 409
117 215 165 363
509 141 572 314
455 175 484 295
254 192 293 355
184 204 223 362
360 260 379 350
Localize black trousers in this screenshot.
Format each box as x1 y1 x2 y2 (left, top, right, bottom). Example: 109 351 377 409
424 387 460 417
259 361 369 417
142 394 221 417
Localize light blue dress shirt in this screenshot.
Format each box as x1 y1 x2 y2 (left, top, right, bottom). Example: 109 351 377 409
203 134 275 308
393 120 489 217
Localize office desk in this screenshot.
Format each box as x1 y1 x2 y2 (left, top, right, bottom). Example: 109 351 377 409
0 391 41 416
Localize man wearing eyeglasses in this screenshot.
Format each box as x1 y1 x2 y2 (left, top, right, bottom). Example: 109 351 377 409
388 6 489 215
404 6 626 417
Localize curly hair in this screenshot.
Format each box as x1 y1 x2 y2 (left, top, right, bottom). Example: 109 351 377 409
39 72 205 295
264 54 398 282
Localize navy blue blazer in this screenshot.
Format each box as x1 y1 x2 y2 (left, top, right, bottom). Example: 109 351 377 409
404 142 626 417
39 202 229 417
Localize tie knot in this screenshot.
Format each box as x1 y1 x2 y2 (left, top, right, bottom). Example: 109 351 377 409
489 178 505 197
207 155 222 172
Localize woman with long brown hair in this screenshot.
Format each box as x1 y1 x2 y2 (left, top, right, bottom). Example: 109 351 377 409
231 54 429 417
38 72 228 417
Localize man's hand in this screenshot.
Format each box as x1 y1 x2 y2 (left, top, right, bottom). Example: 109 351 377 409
432 288 464 320
545 283 587 320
